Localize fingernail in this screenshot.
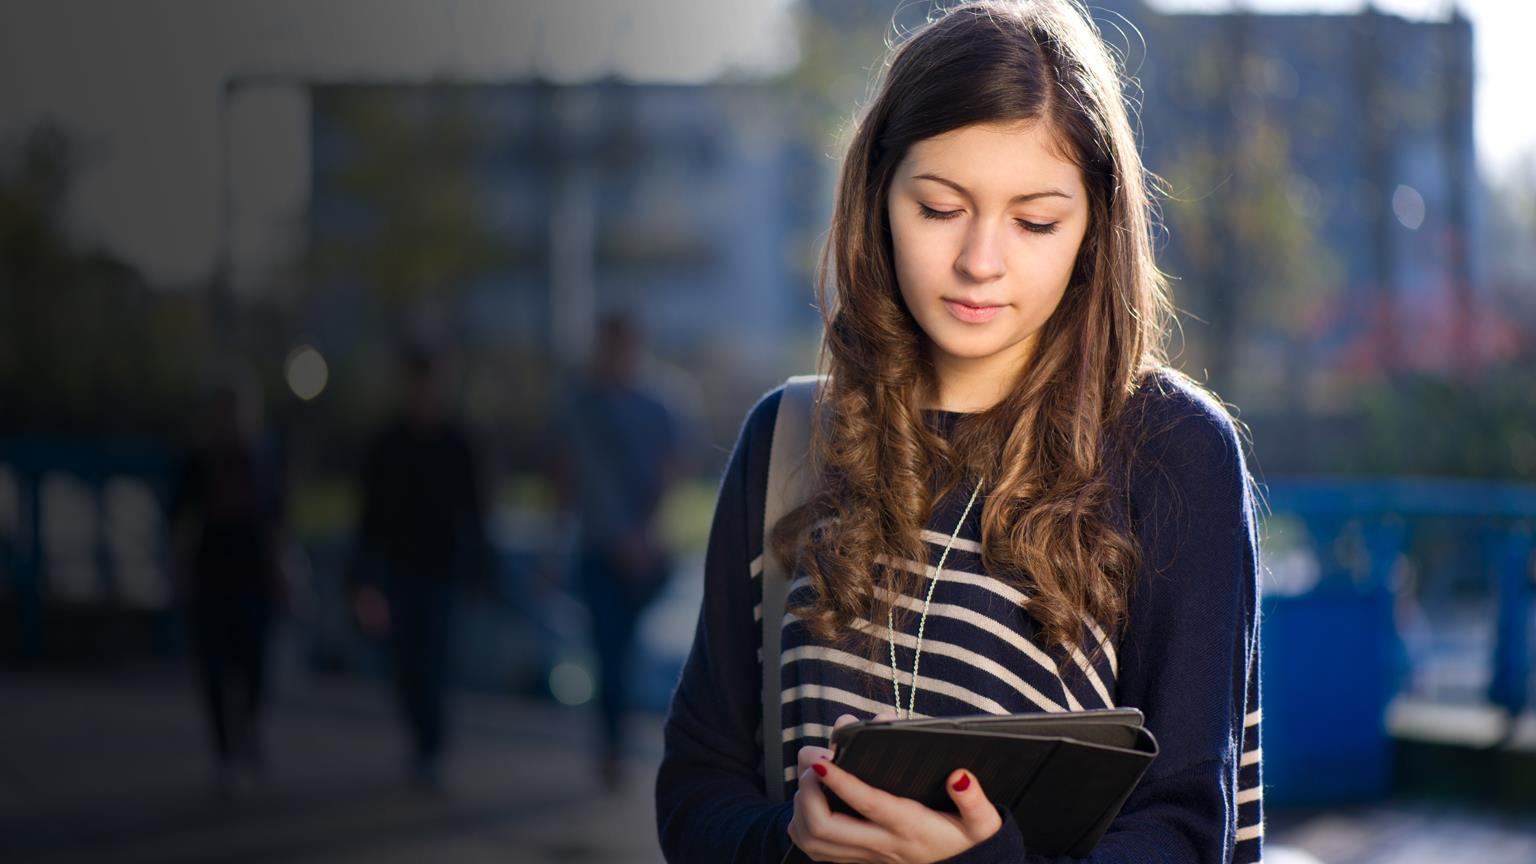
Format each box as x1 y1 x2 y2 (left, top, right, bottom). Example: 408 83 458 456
813 763 828 778
952 773 970 792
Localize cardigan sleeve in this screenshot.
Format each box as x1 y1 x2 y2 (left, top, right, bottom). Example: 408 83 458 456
656 388 797 863
1019 386 1264 864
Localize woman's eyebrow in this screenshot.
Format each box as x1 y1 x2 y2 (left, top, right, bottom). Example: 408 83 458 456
910 172 1073 203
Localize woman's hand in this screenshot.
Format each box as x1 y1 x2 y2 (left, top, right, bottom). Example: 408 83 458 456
788 713 1004 863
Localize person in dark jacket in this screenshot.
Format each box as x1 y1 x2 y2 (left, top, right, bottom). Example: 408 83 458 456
349 343 489 788
168 376 286 794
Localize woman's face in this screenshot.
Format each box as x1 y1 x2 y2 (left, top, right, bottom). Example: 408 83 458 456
887 120 1089 405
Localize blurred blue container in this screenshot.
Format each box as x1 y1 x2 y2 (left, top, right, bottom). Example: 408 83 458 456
1261 584 1397 805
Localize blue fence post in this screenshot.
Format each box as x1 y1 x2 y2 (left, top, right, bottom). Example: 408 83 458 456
1488 522 1533 716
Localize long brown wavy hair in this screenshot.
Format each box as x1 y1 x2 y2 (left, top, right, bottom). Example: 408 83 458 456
768 0 1194 689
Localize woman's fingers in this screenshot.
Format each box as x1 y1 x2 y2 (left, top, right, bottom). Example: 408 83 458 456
797 743 833 777
790 759 1004 862
829 713 859 758
945 768 1004 842
828 711 897 758
807 757 907 828
789 772 866 862
790 764 894 860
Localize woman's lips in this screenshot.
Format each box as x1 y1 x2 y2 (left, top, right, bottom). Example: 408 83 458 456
943 299 1004 323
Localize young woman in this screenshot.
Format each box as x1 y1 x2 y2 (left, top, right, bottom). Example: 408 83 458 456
655 2 1264 862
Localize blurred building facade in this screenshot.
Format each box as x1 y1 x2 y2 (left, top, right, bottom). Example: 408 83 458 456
1122 2 1480 395
307 81 825 451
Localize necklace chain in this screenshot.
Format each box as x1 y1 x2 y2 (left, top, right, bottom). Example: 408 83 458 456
888 479 983 720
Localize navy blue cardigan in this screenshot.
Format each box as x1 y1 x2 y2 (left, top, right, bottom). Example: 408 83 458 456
656 370 1264 863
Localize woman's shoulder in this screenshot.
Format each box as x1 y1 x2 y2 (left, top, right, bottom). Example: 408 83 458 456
1121 366 1249 484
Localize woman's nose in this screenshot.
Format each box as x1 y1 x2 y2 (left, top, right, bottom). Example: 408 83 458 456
954 220 1006 282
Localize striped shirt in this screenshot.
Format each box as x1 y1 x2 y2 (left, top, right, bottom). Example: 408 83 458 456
657 369 1264 863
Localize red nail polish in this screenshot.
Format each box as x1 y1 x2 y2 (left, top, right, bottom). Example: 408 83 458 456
813 763 828 778
952 773 971 792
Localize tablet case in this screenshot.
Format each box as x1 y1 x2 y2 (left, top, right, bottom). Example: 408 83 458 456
781 706 1158 862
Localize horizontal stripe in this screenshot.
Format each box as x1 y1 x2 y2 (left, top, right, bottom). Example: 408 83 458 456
1245 708 1261 727
843 614 1070 714
921 528 983 555
1236 822 1264 842
1240 747 1262 767
763 556 1115 693
869 585 1097 709
1236 786 1262 804
841 605 1069 713
880 554 1115 667
781 643 1013 715
784 722 836 744
780 682 927 720
878 554 1029 608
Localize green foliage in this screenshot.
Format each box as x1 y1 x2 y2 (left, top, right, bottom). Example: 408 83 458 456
659 478 722 554
1350 367 1536 480
306 87 508 311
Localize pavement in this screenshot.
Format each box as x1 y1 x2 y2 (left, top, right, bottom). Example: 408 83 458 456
0 664 665 864
2 659 1534 864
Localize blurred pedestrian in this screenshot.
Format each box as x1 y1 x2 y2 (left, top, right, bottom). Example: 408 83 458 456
548 311 684 792
168 373 286 795
348 342 489 789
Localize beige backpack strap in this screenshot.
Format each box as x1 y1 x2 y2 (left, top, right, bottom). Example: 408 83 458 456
761 373 825 802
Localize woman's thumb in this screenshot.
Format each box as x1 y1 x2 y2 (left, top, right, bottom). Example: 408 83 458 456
946 769 995 828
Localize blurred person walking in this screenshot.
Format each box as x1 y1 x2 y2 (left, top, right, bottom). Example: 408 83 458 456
548 311 684 792
168 374 287 795
348 343 489 789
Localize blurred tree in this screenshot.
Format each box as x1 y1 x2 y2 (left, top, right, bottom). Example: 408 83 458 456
1161 114 1342 414
1155 15 1342 415
307 87 506 314
1352 365 1536 480
0 125 215 440
302 87 513 469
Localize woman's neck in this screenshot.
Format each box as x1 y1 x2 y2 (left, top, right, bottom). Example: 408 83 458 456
926 341 1034 413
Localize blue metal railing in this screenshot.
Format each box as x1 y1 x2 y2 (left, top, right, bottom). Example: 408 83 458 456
1260 476 1535 805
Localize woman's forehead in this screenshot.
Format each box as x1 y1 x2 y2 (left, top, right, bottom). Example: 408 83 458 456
899 120 1083 195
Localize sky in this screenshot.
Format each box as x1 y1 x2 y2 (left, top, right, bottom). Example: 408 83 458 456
0 0 1529 288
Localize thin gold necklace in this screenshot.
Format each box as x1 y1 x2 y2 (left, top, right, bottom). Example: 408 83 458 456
888 478 983 720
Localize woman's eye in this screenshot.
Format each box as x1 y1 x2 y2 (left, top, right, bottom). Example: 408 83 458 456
917 204 1058 235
